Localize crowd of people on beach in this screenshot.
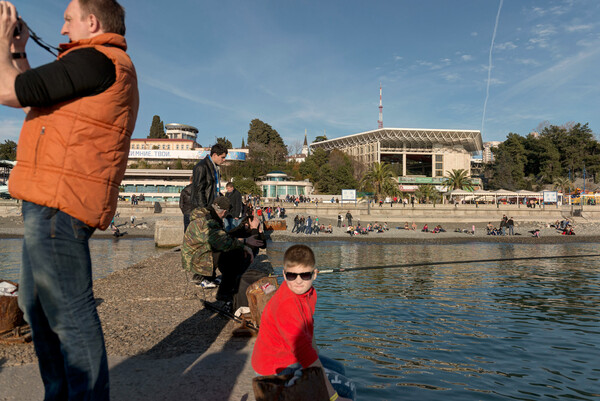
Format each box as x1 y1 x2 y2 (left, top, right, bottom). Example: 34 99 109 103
291 215 333 234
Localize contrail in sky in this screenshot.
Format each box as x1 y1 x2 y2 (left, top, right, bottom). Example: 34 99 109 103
481 0 503 136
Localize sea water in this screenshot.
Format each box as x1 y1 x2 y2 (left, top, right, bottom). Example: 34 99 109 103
0 238 167 282
268 241 600 401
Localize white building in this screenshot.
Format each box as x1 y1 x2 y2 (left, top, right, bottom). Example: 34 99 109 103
482 141 502 164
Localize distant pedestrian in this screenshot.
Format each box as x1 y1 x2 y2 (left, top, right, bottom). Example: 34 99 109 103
507 217 515 235
346 211 353 226
337 213 342 228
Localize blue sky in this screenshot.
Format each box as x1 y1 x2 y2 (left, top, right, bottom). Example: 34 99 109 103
1 0 599 151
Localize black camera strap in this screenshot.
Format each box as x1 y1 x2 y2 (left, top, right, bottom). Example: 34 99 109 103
26 23 60 57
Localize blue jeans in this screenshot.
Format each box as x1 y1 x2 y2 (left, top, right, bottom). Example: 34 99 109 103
224 217 241 232
19 202 109 401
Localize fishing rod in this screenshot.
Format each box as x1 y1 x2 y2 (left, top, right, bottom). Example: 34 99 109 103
315 253 600 275
203 300 258 332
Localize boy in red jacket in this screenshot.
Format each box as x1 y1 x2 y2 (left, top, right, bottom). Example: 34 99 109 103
252 245 354 401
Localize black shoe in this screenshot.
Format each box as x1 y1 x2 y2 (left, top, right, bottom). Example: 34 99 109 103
191 273 203 284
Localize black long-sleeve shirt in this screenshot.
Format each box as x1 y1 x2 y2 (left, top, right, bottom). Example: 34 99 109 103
15 47 116 107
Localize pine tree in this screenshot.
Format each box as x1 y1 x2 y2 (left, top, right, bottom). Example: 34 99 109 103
148 115 166 138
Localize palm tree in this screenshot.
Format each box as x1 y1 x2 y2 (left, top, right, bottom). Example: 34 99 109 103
443 169 474 191
360 162 397 199
415 184 439 204
553 176 572 195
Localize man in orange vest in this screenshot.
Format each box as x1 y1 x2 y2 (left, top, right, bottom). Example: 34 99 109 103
0 1 138 399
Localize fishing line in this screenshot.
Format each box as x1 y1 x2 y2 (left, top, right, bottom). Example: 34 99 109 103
316 253 600 274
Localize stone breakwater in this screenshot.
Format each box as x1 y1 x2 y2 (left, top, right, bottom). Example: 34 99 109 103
0 249 265 400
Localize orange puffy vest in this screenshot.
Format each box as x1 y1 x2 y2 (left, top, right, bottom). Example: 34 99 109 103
9 33 139 230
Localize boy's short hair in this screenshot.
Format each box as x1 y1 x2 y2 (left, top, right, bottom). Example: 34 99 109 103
283 245 315 269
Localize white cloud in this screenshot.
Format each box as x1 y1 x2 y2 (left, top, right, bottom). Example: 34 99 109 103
516 58 540 66
565 24 593 33
394 55 403 61
442 72 460 82
141 76 232 112
461 54 473 61
470 32 478 37
495 41 517 51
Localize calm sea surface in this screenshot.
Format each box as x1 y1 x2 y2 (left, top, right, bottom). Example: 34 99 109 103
1 239 599 400
0 238 167 282
268 241 600 401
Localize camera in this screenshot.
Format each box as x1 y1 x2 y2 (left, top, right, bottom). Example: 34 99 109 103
13 18 23 37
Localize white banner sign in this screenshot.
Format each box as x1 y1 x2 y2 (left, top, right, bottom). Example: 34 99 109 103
128 149 247 161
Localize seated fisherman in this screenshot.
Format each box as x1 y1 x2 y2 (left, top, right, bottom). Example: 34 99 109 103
182 196 263 311
252 245 354 401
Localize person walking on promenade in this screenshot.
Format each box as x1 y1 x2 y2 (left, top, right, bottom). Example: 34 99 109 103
179 179 193 232
191 143 228 209
1 1 139 398
338 213 342 228
346 211 353 226
507 217 515 235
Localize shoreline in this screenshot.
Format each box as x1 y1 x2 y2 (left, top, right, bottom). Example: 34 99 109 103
1 214 600 244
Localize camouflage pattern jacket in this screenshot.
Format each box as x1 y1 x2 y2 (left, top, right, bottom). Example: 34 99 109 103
181 207 245 276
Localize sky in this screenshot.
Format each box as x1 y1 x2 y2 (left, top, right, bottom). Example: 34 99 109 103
1 0 599 152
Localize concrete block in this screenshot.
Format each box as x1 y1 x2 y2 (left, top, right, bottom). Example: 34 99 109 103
264 219 287 230
154 220 184 248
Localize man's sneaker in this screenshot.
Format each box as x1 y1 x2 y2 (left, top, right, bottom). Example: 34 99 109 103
191 273 203 284
198 279 217 289
213 275 222 285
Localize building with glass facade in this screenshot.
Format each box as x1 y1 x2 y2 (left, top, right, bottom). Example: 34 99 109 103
260 171 314 199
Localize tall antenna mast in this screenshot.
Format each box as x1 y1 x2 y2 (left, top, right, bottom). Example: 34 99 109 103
378 83 383 129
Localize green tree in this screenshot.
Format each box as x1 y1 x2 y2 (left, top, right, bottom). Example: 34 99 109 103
443 169 473 190
0 140 17 160
241 138 246 148
216 137 232 149
360 162 397 199
541 123 596 180
246 119 287 169
553 176 572 194
313 135 327 143
415 184 439 204
232 176 261 196
524 133 561 184
148 115 166 138
488 133 527 190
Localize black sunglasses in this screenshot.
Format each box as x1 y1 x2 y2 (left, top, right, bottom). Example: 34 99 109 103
284 271 314 281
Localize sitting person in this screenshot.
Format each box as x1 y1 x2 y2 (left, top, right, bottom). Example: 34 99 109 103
562 227 575 235
421 224 429 232
404 222 410 230
411 222 417 231
251 245 355 401
326 224 333 233
486 222 494 234
383 222 389 231
182 197 264 310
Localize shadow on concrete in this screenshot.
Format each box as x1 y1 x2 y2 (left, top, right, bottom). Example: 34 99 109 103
108 307 253 400
0 356 5 374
